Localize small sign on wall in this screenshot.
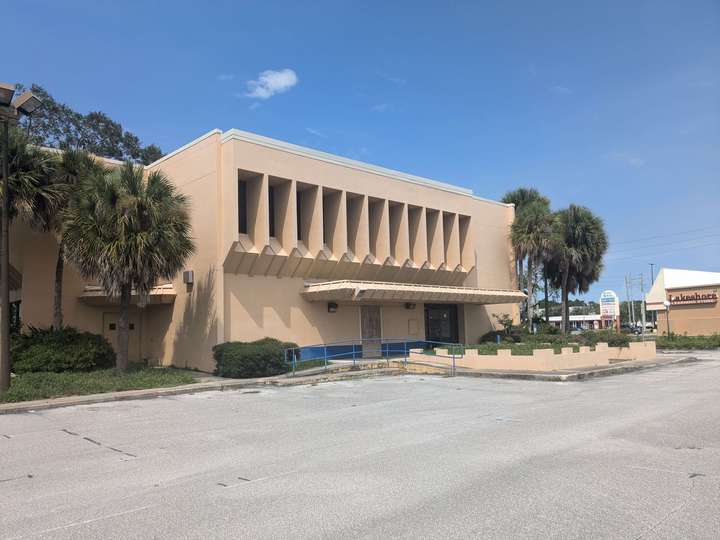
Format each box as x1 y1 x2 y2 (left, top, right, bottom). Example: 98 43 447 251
668 290 718 306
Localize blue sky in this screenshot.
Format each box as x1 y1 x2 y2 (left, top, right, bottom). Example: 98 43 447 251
6 0 720 302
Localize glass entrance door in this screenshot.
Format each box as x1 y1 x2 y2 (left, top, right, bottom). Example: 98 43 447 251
424 304 459 344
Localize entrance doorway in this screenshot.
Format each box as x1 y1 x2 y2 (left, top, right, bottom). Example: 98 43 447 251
360 305 382 358
424 304 458 344
103 312 140 362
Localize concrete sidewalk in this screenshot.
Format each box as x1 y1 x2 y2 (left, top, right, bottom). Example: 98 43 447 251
0 366 403 415
1 353 711 415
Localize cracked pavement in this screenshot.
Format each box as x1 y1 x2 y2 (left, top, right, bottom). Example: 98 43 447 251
1 356 719 538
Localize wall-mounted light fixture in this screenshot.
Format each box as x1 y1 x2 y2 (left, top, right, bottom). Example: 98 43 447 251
405 302 416 310
328 302 338 313
183 270 194 292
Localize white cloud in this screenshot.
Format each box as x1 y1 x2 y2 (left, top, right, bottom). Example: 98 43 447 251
609 152 645 167
386 76 406 86
245 68 298 99
248 102 261 111
371 103 390 112
305 128 327 138
217 73 235 81
551 85 572 95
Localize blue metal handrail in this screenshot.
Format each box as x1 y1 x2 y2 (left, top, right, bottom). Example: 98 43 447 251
284 338 462 376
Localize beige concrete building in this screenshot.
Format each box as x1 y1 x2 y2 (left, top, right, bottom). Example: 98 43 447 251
10 129 523 371
645 268 720 336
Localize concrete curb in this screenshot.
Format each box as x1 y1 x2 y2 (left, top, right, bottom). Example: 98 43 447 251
0 368 404 415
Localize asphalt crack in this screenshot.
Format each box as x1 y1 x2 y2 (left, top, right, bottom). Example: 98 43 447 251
0 474 33 483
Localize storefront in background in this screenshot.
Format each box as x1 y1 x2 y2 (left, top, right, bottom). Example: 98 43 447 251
645 268 720 336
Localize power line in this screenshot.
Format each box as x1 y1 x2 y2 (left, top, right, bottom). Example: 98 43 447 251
611 225 720 246
605 240 720 262
607 232 720 255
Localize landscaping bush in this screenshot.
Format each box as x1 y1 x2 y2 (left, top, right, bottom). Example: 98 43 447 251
479 327 630 349
479 330 504 343
11 326 116 373
656 334 720 350
575 329 629 348
213 337 298 378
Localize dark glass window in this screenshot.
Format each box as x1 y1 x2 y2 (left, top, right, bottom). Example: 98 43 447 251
296 191 302 241
238 180 248 234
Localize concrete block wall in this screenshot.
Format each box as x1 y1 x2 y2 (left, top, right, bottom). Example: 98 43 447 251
411 341 657 372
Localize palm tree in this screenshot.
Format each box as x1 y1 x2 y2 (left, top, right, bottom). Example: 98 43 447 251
28 149 104 329
547 205 608 333
501 187 551 320
4 127 64 226
510 201 557 328
63 162 195 370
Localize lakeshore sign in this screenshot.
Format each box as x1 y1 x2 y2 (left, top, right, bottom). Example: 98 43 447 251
599 290 620 319
667 289 718 306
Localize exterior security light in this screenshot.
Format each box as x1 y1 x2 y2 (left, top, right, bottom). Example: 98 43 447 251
12 91 43 115
663 300 671 308
327 302 338 313
0 83 15 107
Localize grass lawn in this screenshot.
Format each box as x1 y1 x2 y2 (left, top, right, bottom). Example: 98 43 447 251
1 367 196 403
291 359 333 371
655 334 720 350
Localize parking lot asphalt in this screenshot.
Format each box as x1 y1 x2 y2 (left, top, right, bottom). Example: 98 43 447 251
1 356 719 539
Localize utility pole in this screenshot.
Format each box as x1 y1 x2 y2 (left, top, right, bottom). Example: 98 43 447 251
624 275 630 326
649 263 656 325
629 276 636 326
639 273 647 341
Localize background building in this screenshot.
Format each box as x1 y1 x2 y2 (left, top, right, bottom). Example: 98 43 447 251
11 129 523 370
645 268 720 336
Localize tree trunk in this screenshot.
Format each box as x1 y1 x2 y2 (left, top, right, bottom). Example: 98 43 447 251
52 239 65 329
517 257 525 322
561 268 570 334
116 284 131 371
543 266 549 323
526 258 534 330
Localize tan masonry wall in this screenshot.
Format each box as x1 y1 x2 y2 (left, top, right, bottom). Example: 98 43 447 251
411 341 657 372
10 129 520 372
656 285 720 336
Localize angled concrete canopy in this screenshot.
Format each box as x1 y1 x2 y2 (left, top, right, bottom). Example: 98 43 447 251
301 280 525 304
80 283 177 306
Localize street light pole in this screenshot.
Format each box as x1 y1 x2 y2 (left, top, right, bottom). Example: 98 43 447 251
663 299 672 336
0 117 8 392
0 83 43 395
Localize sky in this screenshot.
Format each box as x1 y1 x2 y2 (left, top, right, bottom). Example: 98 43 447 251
5 0 720 303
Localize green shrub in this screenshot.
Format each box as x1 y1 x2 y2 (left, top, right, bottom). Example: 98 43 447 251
656 334 720 350
536 322 560 335
479 330 504 343
11 326 116 373
570 329 629 348
213 337 298 378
